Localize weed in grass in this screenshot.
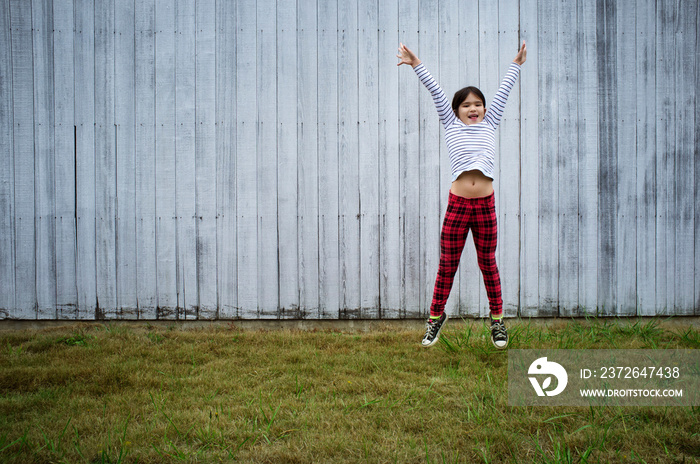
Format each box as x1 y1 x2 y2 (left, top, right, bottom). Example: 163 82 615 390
4 342 24 357
146 331 164 344
58 331 95 347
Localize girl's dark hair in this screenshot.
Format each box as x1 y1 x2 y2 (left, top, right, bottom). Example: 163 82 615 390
451 86 486 116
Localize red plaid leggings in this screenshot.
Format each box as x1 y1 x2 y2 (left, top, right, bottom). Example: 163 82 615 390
430 191 502 318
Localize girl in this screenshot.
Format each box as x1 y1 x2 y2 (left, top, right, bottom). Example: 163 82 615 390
397 41 527 349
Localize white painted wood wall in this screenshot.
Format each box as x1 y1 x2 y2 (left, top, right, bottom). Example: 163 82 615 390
0 0 698 320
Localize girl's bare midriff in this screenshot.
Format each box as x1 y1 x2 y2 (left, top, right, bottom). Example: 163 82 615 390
450 170 494 199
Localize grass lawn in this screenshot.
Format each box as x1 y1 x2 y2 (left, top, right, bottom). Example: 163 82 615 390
0 317 698 463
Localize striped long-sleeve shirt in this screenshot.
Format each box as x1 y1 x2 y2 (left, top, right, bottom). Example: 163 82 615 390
413 62 521 181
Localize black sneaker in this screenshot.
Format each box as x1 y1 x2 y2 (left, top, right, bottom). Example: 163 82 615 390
490 317 508 349
422 313 448 347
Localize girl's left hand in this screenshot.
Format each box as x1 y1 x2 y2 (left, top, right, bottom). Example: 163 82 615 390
514 41 527 65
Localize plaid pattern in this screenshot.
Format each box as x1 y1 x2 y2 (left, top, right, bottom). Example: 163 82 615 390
430 191 503 318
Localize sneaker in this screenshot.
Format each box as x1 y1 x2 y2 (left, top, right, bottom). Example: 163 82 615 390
422 313 448 347
490 317 508 349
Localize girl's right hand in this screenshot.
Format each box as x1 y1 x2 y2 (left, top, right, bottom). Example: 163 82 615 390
397 43 421 68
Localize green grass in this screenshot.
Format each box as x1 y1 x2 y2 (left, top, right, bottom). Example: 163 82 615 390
0 317 698 463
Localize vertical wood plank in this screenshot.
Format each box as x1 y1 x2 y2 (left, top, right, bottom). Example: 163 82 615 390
635 0 656 316
95 0 117 317
378 0 401 318
54 0 77 319
537 0 559 316
135 0 157 319
195 0 217 319
33 0 56 319
278 0 299 317
398 0 419 318
338 0 360 317
256 0 278 318
74 0 96 320
457 0 480 318
175 0 197 319
557 0 580 316
655 0 674 314
616 0 637 315
519 0 539 317
577 0 598 317
216 0 237 319
11 0 36 320
155 0 177 318
0 0 15 319
696 0 700 316
298 0 320 317
438 0 459 317
359 0 380 318
236 0 258 318
497 0 521 318
318 0 340 319
674 0 696 315
418 0 439 318
597 0 618 316
115 0 137 318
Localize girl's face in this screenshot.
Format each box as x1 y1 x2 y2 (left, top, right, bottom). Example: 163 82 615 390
458 93 486 125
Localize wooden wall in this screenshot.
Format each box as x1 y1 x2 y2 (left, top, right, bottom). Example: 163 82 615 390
0 0 698 320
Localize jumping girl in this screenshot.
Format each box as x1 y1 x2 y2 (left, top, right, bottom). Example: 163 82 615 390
397 41 527 349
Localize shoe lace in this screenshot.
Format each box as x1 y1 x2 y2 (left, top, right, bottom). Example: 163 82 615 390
492 320 507 340
425 319 438 338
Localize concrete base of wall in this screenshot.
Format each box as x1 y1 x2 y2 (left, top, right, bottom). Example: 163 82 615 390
0 316 698 332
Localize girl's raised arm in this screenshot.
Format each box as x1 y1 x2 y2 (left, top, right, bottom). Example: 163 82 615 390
397 43 455 127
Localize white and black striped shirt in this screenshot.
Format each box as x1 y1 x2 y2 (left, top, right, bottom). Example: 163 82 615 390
413 62 521 181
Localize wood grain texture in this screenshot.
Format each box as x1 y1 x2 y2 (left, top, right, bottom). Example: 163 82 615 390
398 0 420 318
557 0 579 316
53 0 77 319
519 0 539 317
74 0 96 320
616 0 638 316
378 0 401 318
277 0 300 318
216 0 237 319
256 0 278 318
0 0 14 319
155 0 177 318
195 0 217 319
176 0 198 320
298 0 319 318
577 0 599 317
135 0 158 319
655 0 674 315
338 0 360 318
115 0 137 318
635 0 656 316
537 0 559 317
597 0 618 316
235 0 258 319
317 0 340 319
32 0 56 319
359 0 380 319
674 0 696 315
